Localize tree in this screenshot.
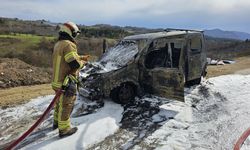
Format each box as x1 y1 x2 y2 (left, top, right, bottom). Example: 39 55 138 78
0 18 5 24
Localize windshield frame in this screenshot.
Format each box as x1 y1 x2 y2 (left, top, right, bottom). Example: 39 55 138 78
98 39 143 67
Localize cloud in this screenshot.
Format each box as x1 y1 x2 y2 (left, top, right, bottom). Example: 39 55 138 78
0 0 249 32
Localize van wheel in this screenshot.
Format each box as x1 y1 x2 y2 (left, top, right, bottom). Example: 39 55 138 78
111 83 135 104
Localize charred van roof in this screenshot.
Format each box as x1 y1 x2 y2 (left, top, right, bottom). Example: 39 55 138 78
124 31 203 40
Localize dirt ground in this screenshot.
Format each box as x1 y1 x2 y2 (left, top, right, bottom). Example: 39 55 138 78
0 56 249 108
207 56 250 78
0 84 53 108
0 58 52 88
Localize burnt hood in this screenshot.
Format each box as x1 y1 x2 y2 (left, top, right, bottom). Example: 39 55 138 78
79 40 139 79
79 61 121 79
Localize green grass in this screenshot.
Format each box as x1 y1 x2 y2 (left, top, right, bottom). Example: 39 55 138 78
0 33 56 56
0 33 55 39
0 33 55 45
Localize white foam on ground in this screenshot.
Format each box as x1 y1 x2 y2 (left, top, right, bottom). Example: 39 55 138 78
22 100 123 150
144 75 250 150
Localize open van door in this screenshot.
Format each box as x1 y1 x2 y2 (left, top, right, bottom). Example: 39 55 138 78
186 34 203 81
139 38 185 101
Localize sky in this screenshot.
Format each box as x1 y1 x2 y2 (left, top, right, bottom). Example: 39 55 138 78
0 0 249 33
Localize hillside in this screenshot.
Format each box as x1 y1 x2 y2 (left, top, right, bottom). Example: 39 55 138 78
0 18 130 39
0 33 55 67
204 29 250 41
0 18 57 36
205 36 250 59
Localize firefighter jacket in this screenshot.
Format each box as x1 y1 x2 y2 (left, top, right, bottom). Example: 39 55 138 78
51 40 84 90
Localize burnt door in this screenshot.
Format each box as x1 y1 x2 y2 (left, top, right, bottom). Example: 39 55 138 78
140 38 184 101
187 35 203 81
150 68 184 101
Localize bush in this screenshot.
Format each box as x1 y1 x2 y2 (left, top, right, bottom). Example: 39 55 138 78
16 49 52 68
80 27 129 39
0 18 5 24
77 37 117 58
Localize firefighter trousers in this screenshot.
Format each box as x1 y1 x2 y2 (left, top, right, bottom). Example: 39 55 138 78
53 93 76 131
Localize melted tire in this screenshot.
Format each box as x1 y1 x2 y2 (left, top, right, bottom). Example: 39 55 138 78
111 83 135 104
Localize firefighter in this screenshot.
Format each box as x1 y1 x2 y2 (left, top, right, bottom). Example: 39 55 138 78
52 21 89 138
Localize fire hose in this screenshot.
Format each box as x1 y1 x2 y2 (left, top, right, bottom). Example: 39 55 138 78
234 127 250 150
4 90 63 150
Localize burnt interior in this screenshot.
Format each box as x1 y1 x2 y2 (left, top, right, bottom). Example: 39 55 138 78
145 41 181 69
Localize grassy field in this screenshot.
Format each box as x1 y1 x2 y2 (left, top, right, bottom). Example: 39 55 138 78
0 33 56 67
0 33 54 41
0 33 116 67
0 33 55 56
0 84 53 108
207 56 250 78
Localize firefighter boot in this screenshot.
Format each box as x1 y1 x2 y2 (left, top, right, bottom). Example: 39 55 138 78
59 127 78 138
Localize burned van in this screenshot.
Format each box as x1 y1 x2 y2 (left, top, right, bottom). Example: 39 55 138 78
79 29 207 103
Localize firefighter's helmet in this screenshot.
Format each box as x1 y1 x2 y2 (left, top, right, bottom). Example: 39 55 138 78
59 21 81 38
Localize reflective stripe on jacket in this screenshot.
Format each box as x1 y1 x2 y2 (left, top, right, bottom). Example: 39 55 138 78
51 40 83 90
